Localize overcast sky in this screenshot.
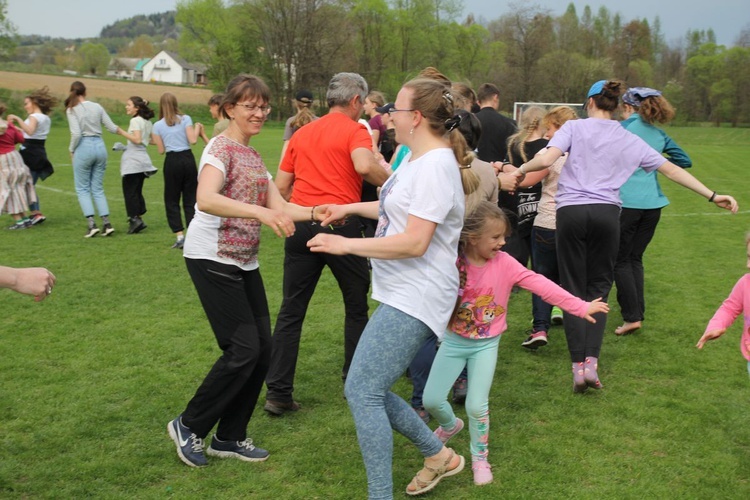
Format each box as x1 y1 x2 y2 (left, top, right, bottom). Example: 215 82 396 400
6 0 746 47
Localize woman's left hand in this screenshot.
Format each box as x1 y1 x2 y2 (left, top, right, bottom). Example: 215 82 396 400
259 208 295 237
307 233 348 255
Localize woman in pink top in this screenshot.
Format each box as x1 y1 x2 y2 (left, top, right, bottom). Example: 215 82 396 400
422 201 608 486
514 79 738 392
697 232 750 375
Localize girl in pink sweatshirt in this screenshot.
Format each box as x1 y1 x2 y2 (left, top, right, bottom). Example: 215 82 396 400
422 201 609 486
696 232 750 374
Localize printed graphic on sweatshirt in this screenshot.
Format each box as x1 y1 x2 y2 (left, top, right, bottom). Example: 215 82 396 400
450 286 505 338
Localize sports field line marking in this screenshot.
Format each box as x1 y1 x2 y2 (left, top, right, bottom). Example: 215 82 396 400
34 185 749 217
662 210 750 217
36 185 165 206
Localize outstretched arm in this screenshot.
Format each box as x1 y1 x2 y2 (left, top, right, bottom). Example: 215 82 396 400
657 161 738 213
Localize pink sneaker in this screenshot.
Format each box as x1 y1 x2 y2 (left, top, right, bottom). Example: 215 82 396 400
472 460 493 485
433 417 464 444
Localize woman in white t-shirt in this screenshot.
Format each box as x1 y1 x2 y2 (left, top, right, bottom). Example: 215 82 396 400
8 86 58 225
308 77 479 499
117 96 158 234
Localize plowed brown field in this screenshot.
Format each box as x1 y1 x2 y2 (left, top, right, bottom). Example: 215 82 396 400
0 71 212 104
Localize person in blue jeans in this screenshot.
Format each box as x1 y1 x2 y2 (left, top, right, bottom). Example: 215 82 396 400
65 81 124 238
307 77 479 499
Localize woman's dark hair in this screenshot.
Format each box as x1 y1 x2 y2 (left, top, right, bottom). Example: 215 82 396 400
208 94 224 107
27 86 58 115
456 109 482 151
64 81 86 109
129 96 155 120
220 74 271 120
590 80 624 113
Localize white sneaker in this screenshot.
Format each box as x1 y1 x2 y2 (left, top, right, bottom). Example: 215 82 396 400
85 226 100 238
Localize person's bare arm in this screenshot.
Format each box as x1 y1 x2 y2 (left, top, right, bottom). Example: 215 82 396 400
352 147 390 187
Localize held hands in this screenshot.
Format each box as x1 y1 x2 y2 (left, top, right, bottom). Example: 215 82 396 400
318 204 348 226
582 298 609 323
713 195 739 214
696 328 726 349
259 208 295 237
497 173 520 192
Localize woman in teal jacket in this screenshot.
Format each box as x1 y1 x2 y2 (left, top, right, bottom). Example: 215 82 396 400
614 87 692 335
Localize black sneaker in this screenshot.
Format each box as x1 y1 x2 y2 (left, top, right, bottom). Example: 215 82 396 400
30 214 46 225
167 416 208 467
263 399 301 416
207 436 269 462
8 221 29 230
102 224 115 236
128 217 146 234
84 226 100 238
452 377 467 404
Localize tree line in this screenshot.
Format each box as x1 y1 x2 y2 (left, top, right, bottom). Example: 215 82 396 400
175 0 749 126
1 0 748 125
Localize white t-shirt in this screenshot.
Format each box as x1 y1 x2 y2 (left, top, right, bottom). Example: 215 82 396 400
24 113 50 140
371 147 465 337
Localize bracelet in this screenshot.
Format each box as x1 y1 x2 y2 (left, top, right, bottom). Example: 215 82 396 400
708 192 716 203
311 205 318 222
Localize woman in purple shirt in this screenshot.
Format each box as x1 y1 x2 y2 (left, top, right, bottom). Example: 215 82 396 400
514 80 738 392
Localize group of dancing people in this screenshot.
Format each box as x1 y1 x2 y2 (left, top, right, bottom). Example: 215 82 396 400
154 68 742 500
0 81 210 247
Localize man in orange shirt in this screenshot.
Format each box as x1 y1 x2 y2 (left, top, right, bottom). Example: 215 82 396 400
265 73 390 415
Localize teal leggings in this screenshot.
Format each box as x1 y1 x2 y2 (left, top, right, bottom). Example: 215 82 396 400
423 331 500 460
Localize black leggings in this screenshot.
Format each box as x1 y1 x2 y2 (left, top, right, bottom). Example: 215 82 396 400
163 150 197 233
556 204 620 362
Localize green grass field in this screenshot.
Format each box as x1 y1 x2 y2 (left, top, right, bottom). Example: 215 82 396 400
1 122 749 499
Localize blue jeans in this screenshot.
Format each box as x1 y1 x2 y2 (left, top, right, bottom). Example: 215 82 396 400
531 226 559 332
345 304 443 500
73 136 110 217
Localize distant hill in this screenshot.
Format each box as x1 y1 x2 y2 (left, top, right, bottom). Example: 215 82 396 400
99 11 179 39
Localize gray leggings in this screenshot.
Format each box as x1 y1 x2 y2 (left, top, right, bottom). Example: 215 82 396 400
344 304 444 499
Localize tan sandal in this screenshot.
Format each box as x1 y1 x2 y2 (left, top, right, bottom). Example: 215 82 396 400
405 448 465 496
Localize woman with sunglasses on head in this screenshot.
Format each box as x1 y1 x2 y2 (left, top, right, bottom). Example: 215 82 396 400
167 74 324 469
308 77 479 499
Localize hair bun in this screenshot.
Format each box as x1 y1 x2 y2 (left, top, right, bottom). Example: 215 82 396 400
444 114 462 132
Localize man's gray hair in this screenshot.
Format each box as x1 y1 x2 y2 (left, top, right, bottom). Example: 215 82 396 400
326 72 368 108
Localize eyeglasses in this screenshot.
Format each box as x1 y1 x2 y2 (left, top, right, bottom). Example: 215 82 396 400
235 102 272 115
387 108 415 116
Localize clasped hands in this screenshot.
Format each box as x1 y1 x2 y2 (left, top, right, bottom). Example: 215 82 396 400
492 162 521 192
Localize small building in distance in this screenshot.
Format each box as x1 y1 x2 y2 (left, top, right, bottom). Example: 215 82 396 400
140 50 206 85
108 57 151 81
